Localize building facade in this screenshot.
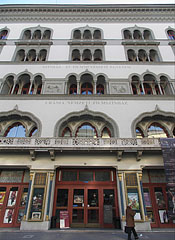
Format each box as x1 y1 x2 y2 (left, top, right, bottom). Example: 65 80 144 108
0 4 174 231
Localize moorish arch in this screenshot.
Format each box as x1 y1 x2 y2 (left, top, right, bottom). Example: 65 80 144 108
54 107 119 138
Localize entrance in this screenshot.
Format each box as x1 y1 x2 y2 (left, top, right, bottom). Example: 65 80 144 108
53 168 119 228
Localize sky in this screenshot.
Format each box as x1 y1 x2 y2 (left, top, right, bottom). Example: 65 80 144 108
0 0 174 4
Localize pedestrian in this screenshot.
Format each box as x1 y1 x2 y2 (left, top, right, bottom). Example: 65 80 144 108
126 205 139 240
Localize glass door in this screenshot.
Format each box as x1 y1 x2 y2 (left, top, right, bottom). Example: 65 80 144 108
72 189 84 226
87 189 99 226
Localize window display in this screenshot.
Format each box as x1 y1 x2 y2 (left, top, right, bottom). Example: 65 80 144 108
3 209 14 223
7 187 18 207
29 188 44 220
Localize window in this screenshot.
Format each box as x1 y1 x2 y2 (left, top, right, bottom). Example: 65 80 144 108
0 29 8 40
72 49 80 61
5 123 26 137
123 27 153 40
73 30 81 39
81 82 93 95
101 127 111 138
94 49 102 61
147 123 168 138
136 127 144 138
167 29 175 40
62 127 72 137
76 123 97 138
82 49 92 61
97 84 104 95
22 28 51 40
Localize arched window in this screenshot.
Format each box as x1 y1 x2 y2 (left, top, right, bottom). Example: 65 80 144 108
37 49 47 61
4 123 26 137
136 127 144 138
32 30 41 40
127 49 137 61
143 30 152 40
149 49 159 62
13 84 19 94
22 83 30 94
15 49 25 61
97 84 104 95
29 127 38 137
72 49 80 61
43 30 51 40
167 30 175 40
93 30 101 40
131 75 140 95
94 49 102 61
26 49 36 61
69 84 77 95
138 49 148 62
160 76 172 95
73 30 81 39
131 83 137 95
82 49 92 61
147 123 168 138
155 85 161 95
101 127 111 138
76 123 97 138
0 30 8 40
83 30 92 40
81 83 93 95
124 30 132 39
143 83 152 95
133 30 142 40
1 76 14 94
22 30 31 40
36 84 42 94
62 127 72 137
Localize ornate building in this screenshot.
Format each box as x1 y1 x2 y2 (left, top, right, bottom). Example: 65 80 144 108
0 4 174 230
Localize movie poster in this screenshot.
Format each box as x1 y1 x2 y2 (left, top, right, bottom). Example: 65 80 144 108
0 191 6 205
127 191 140 210
3 209 14 223
7 190 18 206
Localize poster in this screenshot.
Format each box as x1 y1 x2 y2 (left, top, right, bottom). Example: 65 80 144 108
7 190 18 206
3 209 14 223
127 191 140 210
143 192 152 207
160 138 175 220
74 195 84 204
60 211 69 228
159 210 168 224
20 191 28 206
0 191 6 205
30 188 44 220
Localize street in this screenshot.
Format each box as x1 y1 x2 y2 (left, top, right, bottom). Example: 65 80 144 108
0 230 174 240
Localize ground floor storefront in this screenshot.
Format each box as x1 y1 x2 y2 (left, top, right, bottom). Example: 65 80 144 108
0 167 174 230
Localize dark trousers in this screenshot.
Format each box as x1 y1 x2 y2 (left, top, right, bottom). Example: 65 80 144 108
127 227 138 240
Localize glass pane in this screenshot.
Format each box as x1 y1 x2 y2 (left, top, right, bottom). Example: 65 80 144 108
73 189 84 207
0 170 23 183
150 170 166 183
148 124 167 138
6 125 26 137
3 209 14 224
72 209 84 223
143 188 152 207
88 209 99 223
56 189 68 207
62 171 77 181
125 173 138 186
79 171 93 182
17 209 25 223
103 189 115 207
88 189 98 207
20 188 28 207
34 173 47 185
23 170 30 183
7 187 18 206
95 171 110 181
0 187 6 206
154 187 166 208
142 170 149 183
76 125 96 138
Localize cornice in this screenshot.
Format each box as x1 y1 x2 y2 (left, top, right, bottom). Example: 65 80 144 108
0 4 174 23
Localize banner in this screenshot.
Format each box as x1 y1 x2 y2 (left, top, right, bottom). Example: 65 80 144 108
160 138 175 220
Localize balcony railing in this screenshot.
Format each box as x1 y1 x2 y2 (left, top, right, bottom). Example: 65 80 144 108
0 137 161 151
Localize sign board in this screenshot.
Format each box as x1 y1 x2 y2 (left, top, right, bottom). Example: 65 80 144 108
104 205 113 224
60 211 69 228
160 138 175 220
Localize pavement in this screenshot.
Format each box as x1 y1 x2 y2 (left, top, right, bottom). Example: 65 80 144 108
0 228 174 240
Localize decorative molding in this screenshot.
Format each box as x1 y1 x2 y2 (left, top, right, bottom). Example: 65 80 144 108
0 5 174 23
30 150 36 161
49 150 55 161
136 150 143 161
117 150 123 161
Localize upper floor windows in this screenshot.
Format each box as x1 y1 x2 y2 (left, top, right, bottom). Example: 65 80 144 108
0 29 8 40
15 48 47 62
131 74 173 96
22 27 52 41
1 74 43 95
71 48 103 61
167 29 175 40
127 48 160 62
123 26 154 41
72 27 102 40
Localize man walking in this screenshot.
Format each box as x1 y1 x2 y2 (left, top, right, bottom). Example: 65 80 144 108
126 205 139 240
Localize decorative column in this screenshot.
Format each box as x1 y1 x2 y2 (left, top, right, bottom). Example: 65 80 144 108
23 172 34 221
45 172 54 221
138 172 148 220
118 172 125 220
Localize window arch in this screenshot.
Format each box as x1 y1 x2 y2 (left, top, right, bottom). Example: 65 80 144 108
15 49 25 61
72 49 80 61
62 127 72 137
82 49 92 61
133 30 142 40
143 30 152 40
149 49 159 62
1 75 14 94
143 74 156 95
124 30 132 40
42 30 51 40
83 30 92 40
32 30 41 40
147 123 168 138
160 76 172 95
94 49 102 61
127 49 137 61
22 30 31 40
93 30 101 40
0 29 8 40
167 29 175 40
26 49 36 61
138 49 148 62
101 127 111 138
73 30 81 39
76 123 97 138
131 75 141 95
4 123 26 137
37 49 47 61
68 75 77 95
136 127 144 138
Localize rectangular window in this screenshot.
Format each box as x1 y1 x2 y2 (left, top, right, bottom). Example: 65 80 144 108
95 171 110 181
0 170 23 183
79 171 93 182
62 171 77 181
125 173 137 186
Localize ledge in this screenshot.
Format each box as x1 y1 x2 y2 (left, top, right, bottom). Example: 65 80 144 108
15 40 53 46
122 40 160 46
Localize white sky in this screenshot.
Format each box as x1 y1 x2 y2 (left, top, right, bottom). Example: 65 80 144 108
0 0 174 4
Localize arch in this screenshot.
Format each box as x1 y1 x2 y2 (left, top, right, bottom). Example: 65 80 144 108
124 30 132 39
72 49 80 61
1 75 14 94
26 49 36 61
167 29 175 40
131 109 175 137
54 108 119 138
133 30 142 40
32 30 41 40
127 49 137 61
138 49 148 62
15 49 25 61
143 30 152 40
22 30 31 40
4 122 26 137
93 30 101 40
0 108 42 137
147 122 169 138
83 30 92 40
94 49 102 61
149 49 160 62
73 30 81 39
37 49 47 61
101 127 111 138
62 127 72 137
43 30 51 40
0 28 9 40
75 122 97 138
82 49 92 61
159 75 173 95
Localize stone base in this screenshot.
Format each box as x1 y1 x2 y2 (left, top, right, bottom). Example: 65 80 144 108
121 221 151 231
20 220 50 230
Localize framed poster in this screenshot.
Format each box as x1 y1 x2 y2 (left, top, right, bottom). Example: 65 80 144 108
143 191 152 207
0 191 6 205
20 189 28 206
127 189 140 210
29 187 44 220
7 189 18 206
74 195 84 204
159 210 168 223
3 209 14 223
